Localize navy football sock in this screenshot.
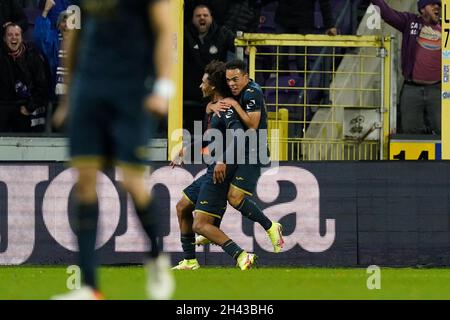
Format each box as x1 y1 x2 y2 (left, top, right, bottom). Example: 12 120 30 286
135 200 160 259
237 198 272 230
75 200 99 289
221 240 243 260
181 233 196 260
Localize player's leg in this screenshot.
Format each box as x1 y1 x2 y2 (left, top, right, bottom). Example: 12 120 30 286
120 165 174 299
74 163 101 291
52 82 108 300
227 185 272 231
53 161 104 300
191 170 231 247
121 166 160 257
172 195 200 270
192 212 229 246
193 213 258 270
177 196 195 234
116 100 174 299
228 165 284 253
193 212 256 270
173 174 208 269
193 177 257 270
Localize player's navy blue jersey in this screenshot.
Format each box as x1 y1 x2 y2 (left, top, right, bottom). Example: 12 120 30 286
73 0 156 83
236 80 270 165
205 107 243 172
210 107 242 133
237 80 267 131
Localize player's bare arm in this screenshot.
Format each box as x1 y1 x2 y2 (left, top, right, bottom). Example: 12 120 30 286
219 98 261 129
145 0 174 116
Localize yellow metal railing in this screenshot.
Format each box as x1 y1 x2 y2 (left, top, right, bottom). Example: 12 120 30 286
267 108 288 161
236 34 393 160
167 0 184 160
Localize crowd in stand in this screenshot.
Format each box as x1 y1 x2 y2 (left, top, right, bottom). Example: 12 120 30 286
0 0 70 133
1 0 440 137
182 0 344 134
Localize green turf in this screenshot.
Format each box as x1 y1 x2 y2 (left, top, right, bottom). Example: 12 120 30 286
1 266 450 300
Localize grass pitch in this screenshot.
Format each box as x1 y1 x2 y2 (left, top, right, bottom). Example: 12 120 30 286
0 266 450 300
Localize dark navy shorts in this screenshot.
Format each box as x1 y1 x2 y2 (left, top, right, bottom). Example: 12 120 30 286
183 165 236 219
182 173 209 207
69 75 156 168
229 164 262 196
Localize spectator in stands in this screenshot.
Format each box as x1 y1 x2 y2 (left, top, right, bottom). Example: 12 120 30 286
272 0 337 72
372 0 441 135
33 0 71 98
184 0 229 27
0 0 29 33
0 23 49 132
183 4 235 134
37 0 70 29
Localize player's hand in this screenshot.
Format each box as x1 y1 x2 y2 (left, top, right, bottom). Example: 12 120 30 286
213 162 226 184
170 148 185 168
52 98 68 129
208 101 230 117
219 98 236 107
144 94 169 117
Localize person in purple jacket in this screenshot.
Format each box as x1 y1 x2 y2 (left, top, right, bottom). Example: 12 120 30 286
372 0 441 135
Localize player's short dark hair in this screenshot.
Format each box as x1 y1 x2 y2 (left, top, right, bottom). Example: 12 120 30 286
205 60 231 98
225 59 248 74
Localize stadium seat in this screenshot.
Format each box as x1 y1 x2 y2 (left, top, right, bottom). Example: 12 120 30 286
264 75 304 113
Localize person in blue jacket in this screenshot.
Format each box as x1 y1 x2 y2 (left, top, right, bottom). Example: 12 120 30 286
33 0 71 98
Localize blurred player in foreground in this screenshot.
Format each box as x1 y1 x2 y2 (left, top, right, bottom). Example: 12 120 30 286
52 0 175 300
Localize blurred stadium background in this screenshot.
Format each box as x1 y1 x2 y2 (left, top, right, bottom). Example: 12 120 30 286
0 0 449 300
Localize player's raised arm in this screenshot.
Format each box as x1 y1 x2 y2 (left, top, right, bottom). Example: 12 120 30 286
146 0 175 116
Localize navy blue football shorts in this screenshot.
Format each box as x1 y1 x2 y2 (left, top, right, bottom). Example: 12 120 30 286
68 75 156 169
183 165 236 220
229 164 262 196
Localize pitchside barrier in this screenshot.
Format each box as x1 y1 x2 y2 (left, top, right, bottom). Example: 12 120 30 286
389 134 442 160
1 162 449 267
